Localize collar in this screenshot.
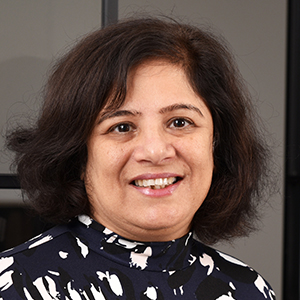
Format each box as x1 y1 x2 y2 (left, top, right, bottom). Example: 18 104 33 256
76 215 198 272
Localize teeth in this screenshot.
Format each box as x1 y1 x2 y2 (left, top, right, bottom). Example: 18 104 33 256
155 178 163 185
134 177 177 189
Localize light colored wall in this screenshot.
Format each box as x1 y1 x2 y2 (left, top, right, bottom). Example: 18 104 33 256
0 1 102 203
0 1 286 298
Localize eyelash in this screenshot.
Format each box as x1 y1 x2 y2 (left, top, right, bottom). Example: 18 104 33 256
107 117 194 134
168 117 194 129
108 122 136 133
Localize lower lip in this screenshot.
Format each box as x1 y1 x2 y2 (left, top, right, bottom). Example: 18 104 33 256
131 180 181 197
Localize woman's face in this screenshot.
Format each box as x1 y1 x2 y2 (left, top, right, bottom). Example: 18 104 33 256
84 61 214 242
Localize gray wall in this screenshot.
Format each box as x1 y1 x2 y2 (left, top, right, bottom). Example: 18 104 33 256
0 1 102 203
0 1 286 298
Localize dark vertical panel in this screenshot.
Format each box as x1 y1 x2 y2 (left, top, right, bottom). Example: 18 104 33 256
0 175 20 189
284 0 300 299
0 206 54 252
102 0 118 28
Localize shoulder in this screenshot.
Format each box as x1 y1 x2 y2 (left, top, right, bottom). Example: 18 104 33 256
0 220 92 299
192 238 276 299
0 222 83 278
0 223 70 258
0 224 67 297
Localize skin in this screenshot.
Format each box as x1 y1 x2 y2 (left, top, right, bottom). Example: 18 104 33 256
84 61 214 242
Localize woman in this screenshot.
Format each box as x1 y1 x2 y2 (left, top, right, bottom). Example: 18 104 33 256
0 17 275 299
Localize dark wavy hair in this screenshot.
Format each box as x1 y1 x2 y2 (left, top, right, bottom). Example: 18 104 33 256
6 17 271 244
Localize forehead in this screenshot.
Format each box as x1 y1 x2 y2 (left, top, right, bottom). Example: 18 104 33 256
128 61 190 96
96 61 211 125
98 59 206 121
128 60 186 85
124 61 205 110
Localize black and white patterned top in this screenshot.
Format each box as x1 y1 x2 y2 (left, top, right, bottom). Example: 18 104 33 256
0 215 276 299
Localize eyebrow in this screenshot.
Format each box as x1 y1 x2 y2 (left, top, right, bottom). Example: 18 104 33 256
98 103 203 124
159 103 204 117
98 110 141 124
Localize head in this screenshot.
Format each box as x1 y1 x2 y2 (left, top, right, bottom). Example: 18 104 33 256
7 17 269 244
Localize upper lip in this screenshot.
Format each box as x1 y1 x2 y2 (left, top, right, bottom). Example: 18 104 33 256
130 173 183 182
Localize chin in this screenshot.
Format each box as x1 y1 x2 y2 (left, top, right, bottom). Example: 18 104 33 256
136 214 186 232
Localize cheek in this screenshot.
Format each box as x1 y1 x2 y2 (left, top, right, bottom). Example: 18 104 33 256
89 142 131 177
106 145 130 171
186 140 214 183
178 135 213 160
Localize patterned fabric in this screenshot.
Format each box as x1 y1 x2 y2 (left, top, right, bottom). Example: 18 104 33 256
0 215 276 299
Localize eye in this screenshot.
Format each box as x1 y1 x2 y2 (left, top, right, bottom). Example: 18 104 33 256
169 118 193 129
109 123 135 133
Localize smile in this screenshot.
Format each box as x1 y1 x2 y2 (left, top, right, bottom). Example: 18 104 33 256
133 177 180 189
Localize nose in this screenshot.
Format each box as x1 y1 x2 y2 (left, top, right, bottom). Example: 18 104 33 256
132 128 176 165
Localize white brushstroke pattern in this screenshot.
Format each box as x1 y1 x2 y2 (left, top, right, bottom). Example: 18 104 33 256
59 251 68 259
229 282 236 290
28 233 42 241
144 286 157 299
0 257 14 273
179 286 184 295
66 281 82 300
199 253 214 275
96 271 123 296
29 235 53 249
103 227 113 235
90 284 106 299
33 277 58 300
254 274 268 298
76 237 89 258
130 246 152 270
44 275 60 299
188 254 196 265
118 239 144 249
185 232 193 246
0 270 13 291
106 235 118 243
216 292 236 299
78 215 93 227
23 287 35 300
48 270 60 276
269 290 276 300
217 252 247 267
